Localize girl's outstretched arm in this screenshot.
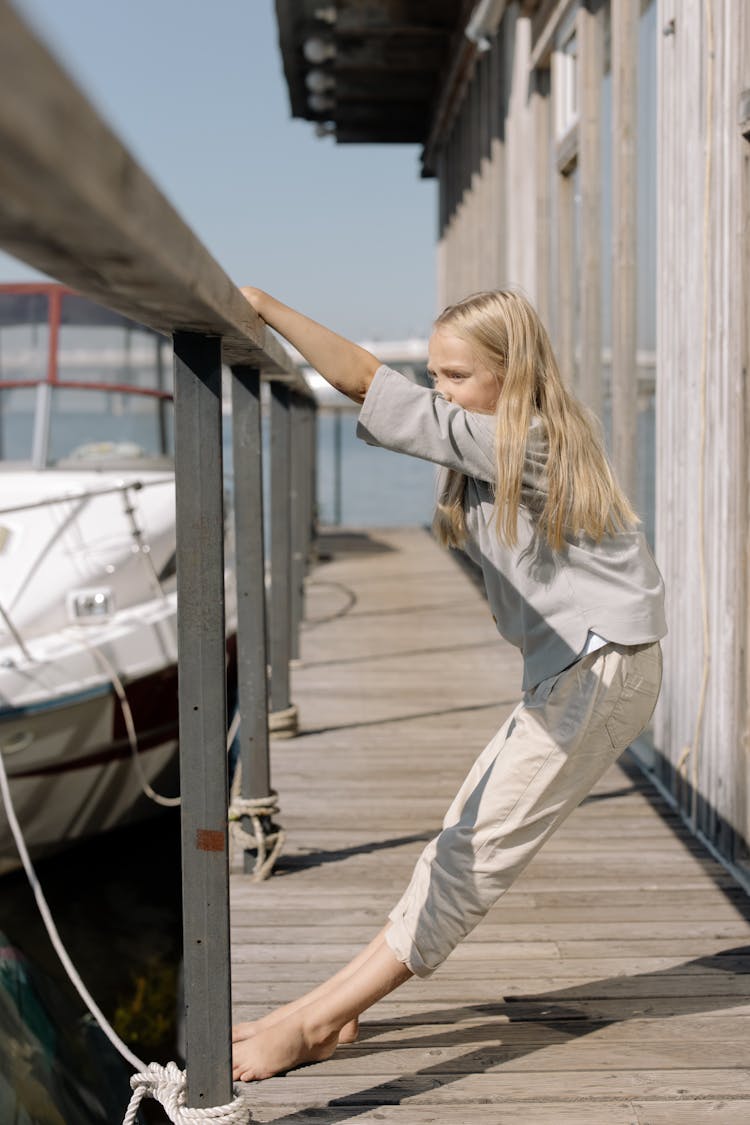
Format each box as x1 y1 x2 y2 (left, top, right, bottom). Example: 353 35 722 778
241 287 380 404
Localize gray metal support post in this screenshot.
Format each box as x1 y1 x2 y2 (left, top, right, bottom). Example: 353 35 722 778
172 331 232 1108
230 365 271 803
290 395 305 662
269 382 296 733
309 401 318 556
333 408 342 525
302 401 317 564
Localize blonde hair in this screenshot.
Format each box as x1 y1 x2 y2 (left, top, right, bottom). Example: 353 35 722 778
432 290 638 551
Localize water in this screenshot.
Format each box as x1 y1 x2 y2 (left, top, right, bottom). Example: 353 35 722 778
0 811 181 1123
315 412 438 526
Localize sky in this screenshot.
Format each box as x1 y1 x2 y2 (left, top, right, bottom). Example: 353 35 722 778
1 0 438 341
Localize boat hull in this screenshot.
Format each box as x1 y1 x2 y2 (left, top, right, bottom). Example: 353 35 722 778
0 661 180 872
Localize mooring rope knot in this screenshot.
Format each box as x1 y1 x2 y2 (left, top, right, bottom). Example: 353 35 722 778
123 1061 252 1124
229 791 280 819
228 789 285 881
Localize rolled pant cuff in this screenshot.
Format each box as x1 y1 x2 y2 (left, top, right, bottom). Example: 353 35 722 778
385 909 438 978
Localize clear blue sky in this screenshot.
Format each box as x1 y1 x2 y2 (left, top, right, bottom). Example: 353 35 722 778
1 0 437 340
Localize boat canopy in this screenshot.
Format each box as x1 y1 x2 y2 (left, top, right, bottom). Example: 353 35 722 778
0 285 161 334
0 284 173 468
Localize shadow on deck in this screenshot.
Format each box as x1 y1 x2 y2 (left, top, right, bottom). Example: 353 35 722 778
231 527 750 1125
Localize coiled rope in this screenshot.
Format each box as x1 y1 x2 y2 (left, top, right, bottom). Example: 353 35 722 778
228 783 285 882
123 1062 251 1125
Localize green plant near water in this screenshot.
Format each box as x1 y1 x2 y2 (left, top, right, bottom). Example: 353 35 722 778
113 955 178 1057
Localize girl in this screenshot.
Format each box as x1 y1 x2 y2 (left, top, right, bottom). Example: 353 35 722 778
232 287 666 1083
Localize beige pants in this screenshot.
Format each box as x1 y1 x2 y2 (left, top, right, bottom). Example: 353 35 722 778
386 640 663 977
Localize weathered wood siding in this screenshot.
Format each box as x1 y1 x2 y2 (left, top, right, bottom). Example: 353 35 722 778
437 5 536 308
432 0 750 868
653 0 750 860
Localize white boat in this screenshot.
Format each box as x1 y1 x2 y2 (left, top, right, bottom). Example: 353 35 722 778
0 283 235 872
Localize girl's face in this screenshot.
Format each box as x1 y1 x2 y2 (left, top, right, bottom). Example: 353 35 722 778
427 327 501 414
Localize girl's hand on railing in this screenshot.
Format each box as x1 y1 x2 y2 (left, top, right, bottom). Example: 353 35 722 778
239 287 380 404
240 286 268 319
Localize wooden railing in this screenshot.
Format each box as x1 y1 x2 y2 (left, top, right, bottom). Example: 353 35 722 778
0 0 316 1107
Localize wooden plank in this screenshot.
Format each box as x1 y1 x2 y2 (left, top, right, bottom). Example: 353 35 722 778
234 997 750 1023
246 1040 750 1073
230 921 750 944
244 1014 750 1046
241 1070 750 1104
232 954 750 980
247 1103 750 1125
232 974 750 1002
0 0 306 384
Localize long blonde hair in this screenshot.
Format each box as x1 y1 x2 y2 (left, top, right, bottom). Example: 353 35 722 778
432 290 638 551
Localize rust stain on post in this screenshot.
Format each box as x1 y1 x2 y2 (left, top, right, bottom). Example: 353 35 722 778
196 828 225 852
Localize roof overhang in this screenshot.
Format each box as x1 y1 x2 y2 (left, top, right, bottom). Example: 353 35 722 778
274 1 473 174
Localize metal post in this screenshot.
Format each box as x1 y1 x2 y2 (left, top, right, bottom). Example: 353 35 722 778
269 382 297 735
172 332 232 1107
230 365 271 803
302 401 317 564
156 335 170 456
290 395 305 662
333 407 342 526
310 400 318 555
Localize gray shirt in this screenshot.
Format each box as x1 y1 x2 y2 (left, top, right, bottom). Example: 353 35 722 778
357 364 667 690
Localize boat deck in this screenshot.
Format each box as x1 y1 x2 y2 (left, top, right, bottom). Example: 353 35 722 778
231 527 750 1124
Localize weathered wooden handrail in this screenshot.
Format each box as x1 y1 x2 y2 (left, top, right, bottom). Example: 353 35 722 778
0 0 317 1110
0 0 309 387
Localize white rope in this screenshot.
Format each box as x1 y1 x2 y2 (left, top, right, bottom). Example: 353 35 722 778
228 782 285 882
0 746 147 1072
1 744 255 1124
122 1062 252 1125
85 643 241 809
86 640 182 807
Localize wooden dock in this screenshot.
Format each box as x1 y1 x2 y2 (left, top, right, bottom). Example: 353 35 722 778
231 527 750 1124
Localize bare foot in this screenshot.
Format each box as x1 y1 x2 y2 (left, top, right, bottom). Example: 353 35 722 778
232 1011 339 1082
233 1011 359 1046
232 1019 257 1042
337 1017 359 1044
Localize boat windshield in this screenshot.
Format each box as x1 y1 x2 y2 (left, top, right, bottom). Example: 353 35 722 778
0 286 174 467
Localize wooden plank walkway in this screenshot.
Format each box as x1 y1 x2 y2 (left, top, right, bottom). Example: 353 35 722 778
231 527 750 1124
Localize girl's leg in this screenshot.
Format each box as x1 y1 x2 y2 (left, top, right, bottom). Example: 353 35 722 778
385 642 662 978
230 708 517 1051
232 924 389 1045
232 929 411 1082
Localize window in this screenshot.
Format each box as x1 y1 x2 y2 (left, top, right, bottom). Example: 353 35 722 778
554 16 579 139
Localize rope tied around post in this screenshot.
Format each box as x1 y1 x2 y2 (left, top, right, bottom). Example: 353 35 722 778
123 1062 252 1125
228 789 285 881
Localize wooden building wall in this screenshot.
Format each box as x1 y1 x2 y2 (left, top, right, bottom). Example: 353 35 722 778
433 0 750 871
653 0 750 862
437 5 536 307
